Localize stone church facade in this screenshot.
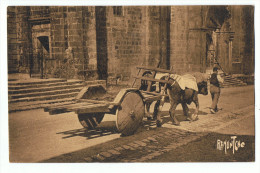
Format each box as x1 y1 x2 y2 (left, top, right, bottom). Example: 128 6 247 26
7 6 254 81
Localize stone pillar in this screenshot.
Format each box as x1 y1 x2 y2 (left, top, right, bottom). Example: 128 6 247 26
228 34 234 74
84 6 98 80
215 28 220 65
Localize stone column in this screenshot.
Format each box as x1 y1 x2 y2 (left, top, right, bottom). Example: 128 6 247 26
228 34 234 74
214 28 220 65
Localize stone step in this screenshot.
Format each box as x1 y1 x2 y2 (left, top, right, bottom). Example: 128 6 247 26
8 78 106 110
223 80 245 84
224 77 244 81
8 78 67 86
8 98 75 113
222 75 247 87
9 87 83 100
222 83 247 87
224 80 247 84
224 81 245 84
8 80 83 90
9 91 79 103
9 83 84 94
223 83 246 87
223 82 247 85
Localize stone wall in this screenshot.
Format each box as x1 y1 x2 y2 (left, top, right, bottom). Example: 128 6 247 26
170 6 207 74
49 7 91 79
105 6 171 81
50 7 98 79
230 6 254 74
106 6 147 81
7 6 255 80
7 6 18 73
213 6 254 75
8 6 31 73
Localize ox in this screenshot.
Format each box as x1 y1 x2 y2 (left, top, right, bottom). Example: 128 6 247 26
142 72 209 127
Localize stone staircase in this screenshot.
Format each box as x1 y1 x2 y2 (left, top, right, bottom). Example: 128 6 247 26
8 78 84 112
221 74 247 88
206 68 248 88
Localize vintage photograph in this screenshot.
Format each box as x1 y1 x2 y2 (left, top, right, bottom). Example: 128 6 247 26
6 5 255 164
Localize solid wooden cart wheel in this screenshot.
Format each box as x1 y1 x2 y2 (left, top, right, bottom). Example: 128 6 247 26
78 113 105 130
116 92 145 136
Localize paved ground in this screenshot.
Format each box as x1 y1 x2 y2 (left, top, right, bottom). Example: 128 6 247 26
42 104 254 162
8 85 255 162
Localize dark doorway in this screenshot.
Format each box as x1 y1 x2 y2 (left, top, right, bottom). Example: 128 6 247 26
38 36 49 52
30 23 51 78
95 7 108 80
31 34 50 78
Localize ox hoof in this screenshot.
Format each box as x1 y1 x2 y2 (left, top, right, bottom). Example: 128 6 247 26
156 120 162 127
187 114 199 122
147 117 152 120
146 113 153 120
172 121 180 126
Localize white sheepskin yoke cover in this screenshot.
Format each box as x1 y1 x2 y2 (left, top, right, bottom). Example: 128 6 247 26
170 74 198 91
192 72 210 83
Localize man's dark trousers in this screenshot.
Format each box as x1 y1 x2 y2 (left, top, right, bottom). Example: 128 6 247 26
210 84 220 111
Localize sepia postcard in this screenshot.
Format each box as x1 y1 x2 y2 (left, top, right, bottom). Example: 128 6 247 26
1 0 259 173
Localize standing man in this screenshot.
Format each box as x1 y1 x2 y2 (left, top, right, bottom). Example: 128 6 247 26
209 67 224 114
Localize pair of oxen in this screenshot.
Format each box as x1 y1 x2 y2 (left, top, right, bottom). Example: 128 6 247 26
140 72 209 127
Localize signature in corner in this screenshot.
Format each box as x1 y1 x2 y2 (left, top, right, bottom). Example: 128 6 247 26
217 136 245 154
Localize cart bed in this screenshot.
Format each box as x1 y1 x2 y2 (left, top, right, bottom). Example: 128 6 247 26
44 90 167 115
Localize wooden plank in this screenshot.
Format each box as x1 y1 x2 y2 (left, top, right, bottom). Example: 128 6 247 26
136 66 174 74
134 76 171 84
62 102 97 110
75 104 111 114
45 101 79 111
44 101 76 112
65 102 101 111
47 102 95 115
76 99 119 105
49 89 138 115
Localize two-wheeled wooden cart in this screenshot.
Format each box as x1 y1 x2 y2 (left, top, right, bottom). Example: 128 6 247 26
44 66 174 136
